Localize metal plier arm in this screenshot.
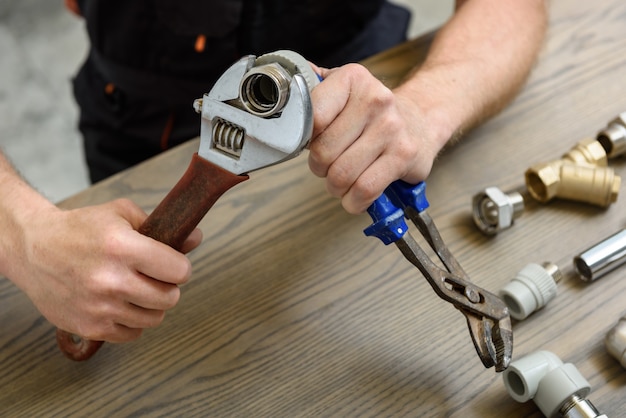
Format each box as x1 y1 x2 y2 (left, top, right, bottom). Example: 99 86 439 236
365 181 513 372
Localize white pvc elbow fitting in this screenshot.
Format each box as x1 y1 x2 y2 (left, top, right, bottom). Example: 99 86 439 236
605 315 626 368
503 351 605 418
498 263 561 321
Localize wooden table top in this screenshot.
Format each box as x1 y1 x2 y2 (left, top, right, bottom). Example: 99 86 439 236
3 1 626 416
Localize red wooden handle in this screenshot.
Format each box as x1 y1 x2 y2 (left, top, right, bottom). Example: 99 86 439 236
57 153 248 360
138 153 249 249
56 330 103 361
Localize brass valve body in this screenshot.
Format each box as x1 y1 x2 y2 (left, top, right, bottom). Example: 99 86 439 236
525 136 621 207
562 138 607 167
525 160 620 208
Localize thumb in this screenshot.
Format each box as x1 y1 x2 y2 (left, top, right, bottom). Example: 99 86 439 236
109 198 148 230
308 62 332 79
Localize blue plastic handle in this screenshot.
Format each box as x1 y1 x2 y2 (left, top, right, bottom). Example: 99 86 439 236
364 193 408 245
364 181 430 245
386 180 430 213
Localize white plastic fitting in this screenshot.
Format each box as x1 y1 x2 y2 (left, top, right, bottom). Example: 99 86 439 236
498 263 561 321
605 315 626 368
503 351 606 418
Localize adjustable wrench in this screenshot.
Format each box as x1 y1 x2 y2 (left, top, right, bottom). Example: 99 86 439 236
56 50 319 360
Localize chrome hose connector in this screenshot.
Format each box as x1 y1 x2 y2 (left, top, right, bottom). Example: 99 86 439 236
597 112 626 159
472 187 524 235
239 62 292 117
239 50 319 118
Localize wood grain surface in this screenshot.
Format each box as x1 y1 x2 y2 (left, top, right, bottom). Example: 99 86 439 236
2 1 626 416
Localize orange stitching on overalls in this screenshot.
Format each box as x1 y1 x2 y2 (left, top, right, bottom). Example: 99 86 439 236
195 34 206 53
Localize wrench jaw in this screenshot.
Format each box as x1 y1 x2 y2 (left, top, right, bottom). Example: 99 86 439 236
196 55 315 176
466 311 513 372
459 284 514 372
493 315 514 371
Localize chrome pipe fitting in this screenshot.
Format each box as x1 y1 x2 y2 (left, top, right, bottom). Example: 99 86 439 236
238 50 319 118
472 187 524 235
597 112 626 159
560 395 607 418
503 350 607 418
574 229 626 281
239 62 293 117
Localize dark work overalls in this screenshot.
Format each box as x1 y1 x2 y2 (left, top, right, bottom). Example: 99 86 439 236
72 0 411 182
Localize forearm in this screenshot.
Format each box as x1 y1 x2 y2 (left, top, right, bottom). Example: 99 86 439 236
0 152 56 284
0 150 199 342
396 0 548 152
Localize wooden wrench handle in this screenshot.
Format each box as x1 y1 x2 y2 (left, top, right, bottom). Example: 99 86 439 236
138 153 249 248
57 153 248 360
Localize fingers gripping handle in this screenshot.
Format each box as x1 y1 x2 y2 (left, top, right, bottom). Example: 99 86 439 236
56 153 248 360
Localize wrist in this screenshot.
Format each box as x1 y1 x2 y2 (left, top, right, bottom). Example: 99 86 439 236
394 70 463 158
0 167 57 285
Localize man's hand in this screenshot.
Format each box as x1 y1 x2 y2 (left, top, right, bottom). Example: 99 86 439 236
308 64 440 214
2 192 201 343
308 0 547 214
